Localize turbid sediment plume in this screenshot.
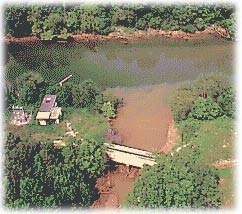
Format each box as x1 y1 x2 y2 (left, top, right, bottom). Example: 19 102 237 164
107 84 176 152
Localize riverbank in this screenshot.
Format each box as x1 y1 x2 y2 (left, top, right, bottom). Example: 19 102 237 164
4 26 230 44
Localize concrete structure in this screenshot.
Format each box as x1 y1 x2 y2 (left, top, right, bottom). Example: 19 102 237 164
36 95 62 125
104 143 157 168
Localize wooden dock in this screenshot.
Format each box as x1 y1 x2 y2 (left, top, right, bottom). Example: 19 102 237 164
104 143 156 168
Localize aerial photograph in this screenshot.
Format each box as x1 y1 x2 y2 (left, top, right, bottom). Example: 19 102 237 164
2 1 236 211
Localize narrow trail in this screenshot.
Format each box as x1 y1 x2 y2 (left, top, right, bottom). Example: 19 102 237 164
108 84 176 152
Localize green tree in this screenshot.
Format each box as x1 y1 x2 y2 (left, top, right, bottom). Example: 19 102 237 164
72 80 100 109
4 5 32 37
169 73 234 121
28 5 70 40
126 148 221 209
15 71 47 107
193 73 231 100
217 87 235 118
169 84 197 122
190 96 223 120
4 135 106 208
70 5 111 35
110 5 136 28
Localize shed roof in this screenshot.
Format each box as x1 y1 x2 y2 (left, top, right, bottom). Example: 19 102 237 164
39 95 56 112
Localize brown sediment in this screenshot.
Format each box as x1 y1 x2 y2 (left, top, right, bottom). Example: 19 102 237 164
107 84 176 152
3 26 229 44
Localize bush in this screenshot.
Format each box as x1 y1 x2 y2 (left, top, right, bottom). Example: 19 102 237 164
190 96 223 120
169 87 196 122
125 148 221 209
101 101 116 119
169 73 234 122
177 119 201 142
217 87 235 118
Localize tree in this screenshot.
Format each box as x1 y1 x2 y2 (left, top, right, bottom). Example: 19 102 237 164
169 85 197 122
4 5 32 37
72 80 100 109
4 133 107 208
190 96 223 120
70 5 111 35
15 71 47 107
126 148 221 209
169 73 234 121
217 87 235 118
28 5 70 40
193 73 231 100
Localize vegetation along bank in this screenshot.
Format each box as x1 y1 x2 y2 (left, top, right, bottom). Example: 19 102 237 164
4 3 236 41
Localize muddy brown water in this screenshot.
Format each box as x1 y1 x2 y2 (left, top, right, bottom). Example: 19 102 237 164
107 84 176 152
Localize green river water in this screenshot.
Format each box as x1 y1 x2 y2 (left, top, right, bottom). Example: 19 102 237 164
5 34 234 88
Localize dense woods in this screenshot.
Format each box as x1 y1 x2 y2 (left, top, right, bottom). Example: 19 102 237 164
4 4 236 40
5 133 107 208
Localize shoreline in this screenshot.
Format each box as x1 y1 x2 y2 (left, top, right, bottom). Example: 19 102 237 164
3 26 230 44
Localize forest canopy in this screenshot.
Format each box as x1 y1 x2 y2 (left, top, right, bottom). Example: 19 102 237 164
4 4 236 40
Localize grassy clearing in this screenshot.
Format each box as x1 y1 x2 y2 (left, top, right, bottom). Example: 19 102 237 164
176 117 234 164
68 108 109 142
175 117 235 208
195 118 234 164
7 108 109 144
218 167 235 208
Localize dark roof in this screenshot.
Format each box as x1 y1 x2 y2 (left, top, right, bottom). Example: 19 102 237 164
39 95 56 112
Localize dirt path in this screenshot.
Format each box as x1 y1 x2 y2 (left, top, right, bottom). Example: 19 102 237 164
108 84 176 152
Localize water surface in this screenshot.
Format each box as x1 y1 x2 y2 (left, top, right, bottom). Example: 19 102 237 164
5 35 234 88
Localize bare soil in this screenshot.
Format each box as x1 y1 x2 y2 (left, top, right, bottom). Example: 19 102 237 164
108 84 176 152
4 26 229 44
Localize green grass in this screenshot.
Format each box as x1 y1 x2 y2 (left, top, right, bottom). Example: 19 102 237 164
175 117 235 208
195 117 234 164
69 108 109 142
218 167 235 208
176 117 234 164
7 107 109 144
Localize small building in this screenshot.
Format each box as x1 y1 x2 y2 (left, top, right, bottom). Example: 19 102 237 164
36 95 62 126
10 106 32 126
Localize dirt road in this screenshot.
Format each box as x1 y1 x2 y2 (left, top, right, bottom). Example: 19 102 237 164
108 84 176 152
